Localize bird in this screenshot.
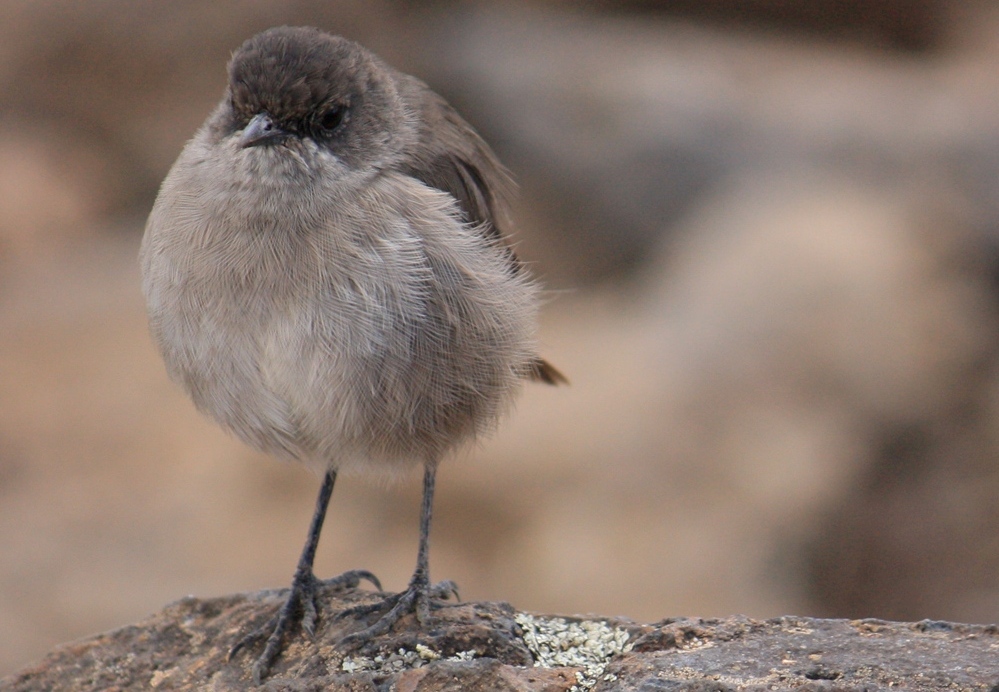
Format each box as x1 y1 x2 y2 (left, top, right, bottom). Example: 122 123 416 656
139 25 565 682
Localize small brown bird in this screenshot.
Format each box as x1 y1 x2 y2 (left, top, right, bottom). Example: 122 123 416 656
140 26 564 681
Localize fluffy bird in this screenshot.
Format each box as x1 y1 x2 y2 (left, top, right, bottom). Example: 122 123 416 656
140 26 564 681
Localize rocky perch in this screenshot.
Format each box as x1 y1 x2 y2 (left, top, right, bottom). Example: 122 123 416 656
4 586 999 691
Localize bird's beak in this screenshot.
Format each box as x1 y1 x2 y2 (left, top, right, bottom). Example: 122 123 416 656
239 113 288 148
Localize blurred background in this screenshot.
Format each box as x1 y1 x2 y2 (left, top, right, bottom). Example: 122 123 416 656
4 0 999 676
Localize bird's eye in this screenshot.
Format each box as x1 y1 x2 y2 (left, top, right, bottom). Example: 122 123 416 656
319 106 347 132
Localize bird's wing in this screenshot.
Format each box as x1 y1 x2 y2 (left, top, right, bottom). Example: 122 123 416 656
396 81 522 274
395 77 566 385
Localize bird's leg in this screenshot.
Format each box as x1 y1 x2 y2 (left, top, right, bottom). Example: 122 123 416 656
338 463 458 647
229 469 381 682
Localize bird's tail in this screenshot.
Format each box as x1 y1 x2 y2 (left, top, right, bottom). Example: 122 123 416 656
528 358 568 386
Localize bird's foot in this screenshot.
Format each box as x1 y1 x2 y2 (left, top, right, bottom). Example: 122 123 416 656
337 575 459 648
230 568 380 683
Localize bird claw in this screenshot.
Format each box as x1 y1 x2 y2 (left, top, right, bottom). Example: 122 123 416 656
323 568 382 592
429 579 460 602
229 567 381 681
337 577 460 649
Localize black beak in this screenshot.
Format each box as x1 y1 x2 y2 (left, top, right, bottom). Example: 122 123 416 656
240 113 289 148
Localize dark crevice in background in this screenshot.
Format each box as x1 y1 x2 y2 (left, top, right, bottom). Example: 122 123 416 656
579 0 954 53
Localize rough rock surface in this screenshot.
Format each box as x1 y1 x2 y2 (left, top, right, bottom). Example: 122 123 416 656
3 587 999 691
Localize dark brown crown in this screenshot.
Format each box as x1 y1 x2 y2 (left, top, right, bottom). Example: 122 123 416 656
228 27 366 127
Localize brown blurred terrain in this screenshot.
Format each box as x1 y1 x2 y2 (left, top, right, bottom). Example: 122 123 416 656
4 0 999 677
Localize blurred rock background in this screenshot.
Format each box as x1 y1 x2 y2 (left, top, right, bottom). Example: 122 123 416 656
4 0 999 677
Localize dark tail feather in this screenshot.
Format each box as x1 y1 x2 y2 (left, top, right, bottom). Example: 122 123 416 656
528 358 568 386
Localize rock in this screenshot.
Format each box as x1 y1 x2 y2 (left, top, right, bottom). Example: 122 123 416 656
3 587 999 691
